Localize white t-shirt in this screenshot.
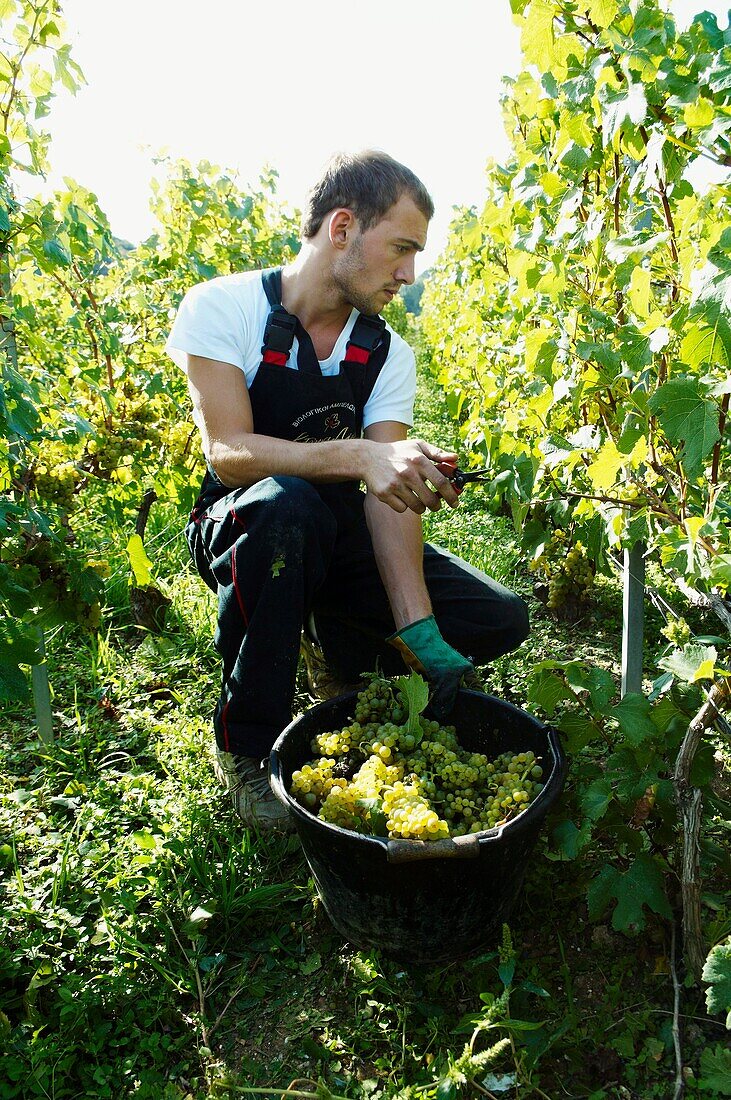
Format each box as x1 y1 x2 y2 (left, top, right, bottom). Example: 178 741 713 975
165 270 415 430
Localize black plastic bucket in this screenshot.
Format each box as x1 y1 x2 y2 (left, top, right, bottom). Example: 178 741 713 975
270 690 567 964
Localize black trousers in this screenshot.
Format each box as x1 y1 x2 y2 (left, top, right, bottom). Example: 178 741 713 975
185 476 529 758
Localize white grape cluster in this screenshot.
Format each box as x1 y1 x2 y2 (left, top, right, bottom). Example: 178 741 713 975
289 678 545 841
529 529 594 611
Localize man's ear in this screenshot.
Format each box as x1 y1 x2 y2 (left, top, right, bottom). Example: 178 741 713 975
328 208 357 250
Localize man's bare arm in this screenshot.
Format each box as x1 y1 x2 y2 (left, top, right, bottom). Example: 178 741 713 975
186 354 461 515
363 420 434 630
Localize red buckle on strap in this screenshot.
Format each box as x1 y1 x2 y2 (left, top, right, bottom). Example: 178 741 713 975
262 349 288 366
344 345 370 364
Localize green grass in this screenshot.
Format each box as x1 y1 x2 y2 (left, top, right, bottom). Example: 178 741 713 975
1 366 727 1100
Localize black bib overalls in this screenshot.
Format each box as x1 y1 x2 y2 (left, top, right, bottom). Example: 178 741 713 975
185 270 529 758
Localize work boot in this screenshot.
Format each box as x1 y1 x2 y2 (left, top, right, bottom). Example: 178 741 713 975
213 747 293 833
300 634 363 701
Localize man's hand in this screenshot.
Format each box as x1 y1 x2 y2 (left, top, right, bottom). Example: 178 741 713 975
362 437 461 514
387 615 475 719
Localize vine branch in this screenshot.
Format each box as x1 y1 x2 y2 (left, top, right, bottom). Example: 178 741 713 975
673 676 731 981
671 920 684 1100
711 392 729 488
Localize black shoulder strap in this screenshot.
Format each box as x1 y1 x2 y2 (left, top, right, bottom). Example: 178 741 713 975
344 313 387 363
261 268 296 364
342 312 389 432
260 267 320 375
261 267 283 309
342 324 392 434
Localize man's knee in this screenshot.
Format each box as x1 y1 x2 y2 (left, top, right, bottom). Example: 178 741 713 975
232 476 322 518
235 476 336 547
469 591 530 663
502 594 530 651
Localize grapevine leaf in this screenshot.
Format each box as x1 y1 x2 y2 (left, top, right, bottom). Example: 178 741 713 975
708 228 731 275
617 326 652 371
586 438 624 490
521 0 556 67
557 712 606 753
550 819 591 860
609 693 657 745
0 618 40 666
627 265 651 319
0 659 30 702
699 1046 731 1094
587 867 621 923
709 378 731 397
709 554 731 595
564 664 616 711
580 779 613 822
527 669 575 716
397 671 429 740
41 237 71 266
648 672 674 702
355 797 388 837
691 259 731 317
689 742 716 788
0 366 41 439
618 414 646 454
683 98 714 129
126 534 154 587
521 517 549 555
586 0 618 28
587 854 672 931
524 329 558 375
647 379 720 477
702 938 731 1028
602 83 648 145
680 318 731 370
605 234 668 265
658 644 717 683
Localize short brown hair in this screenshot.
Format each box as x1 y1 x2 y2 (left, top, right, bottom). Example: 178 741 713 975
301 150 434 238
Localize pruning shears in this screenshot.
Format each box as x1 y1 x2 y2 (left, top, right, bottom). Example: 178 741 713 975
437 461 491 493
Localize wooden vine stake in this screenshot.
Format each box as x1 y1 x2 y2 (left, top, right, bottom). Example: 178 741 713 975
673 676 731 980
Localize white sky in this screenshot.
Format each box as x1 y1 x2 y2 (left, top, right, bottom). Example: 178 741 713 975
26 0 731 275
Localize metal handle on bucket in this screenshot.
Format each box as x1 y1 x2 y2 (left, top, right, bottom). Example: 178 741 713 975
386 834 480 863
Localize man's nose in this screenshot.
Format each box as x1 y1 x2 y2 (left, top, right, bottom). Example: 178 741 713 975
396 255 416 285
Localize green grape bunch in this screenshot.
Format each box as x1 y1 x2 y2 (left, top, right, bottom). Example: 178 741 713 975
289 675 545 841
529 529 594 620
30 446 82 511
661 616 692 648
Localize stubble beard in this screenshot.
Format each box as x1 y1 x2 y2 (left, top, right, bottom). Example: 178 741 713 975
332 240 383 317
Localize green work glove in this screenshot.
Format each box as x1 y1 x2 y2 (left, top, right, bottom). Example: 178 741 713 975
386 615 474 719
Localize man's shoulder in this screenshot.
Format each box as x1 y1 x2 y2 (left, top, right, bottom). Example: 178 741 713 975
190 269 266 300
381 321 415 366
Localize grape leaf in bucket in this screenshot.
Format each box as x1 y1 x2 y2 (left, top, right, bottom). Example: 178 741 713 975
396 671 430 745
